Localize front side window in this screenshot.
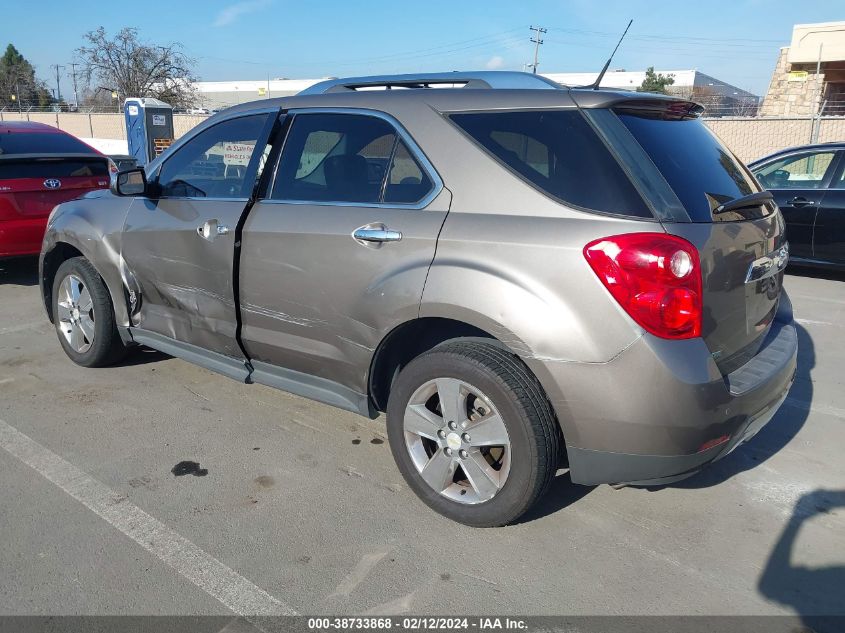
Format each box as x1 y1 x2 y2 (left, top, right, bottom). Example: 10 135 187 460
752 151 837 190
272 113 434 205
157 114 269 199
449 110 651 218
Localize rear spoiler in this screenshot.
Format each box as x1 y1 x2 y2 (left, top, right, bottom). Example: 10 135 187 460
607 98 705 120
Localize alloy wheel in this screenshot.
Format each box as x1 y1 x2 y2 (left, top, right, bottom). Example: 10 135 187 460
56 274 95 354
403 377 511 504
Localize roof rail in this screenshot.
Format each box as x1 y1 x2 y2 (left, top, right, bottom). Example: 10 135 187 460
298 71 562 95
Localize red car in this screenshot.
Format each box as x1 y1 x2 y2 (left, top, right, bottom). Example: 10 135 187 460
0 121 111 258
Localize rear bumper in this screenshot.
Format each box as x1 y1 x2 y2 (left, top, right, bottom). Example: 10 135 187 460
0 217 48 258
566 387 790 486
527 294 798 486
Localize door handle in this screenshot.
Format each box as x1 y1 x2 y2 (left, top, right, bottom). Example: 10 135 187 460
788 197 815 208
196 219 231 241
352 224 403 245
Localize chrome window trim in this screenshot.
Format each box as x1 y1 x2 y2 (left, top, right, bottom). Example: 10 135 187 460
152 108 279 201
156 196 250 203
266 107 443 210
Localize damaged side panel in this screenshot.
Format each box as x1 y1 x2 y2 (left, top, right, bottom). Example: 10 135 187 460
40 190 132 327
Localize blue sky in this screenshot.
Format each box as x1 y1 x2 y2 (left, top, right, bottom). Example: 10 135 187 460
2 0 841 96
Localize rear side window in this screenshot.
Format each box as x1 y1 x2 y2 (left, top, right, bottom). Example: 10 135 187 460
384 142 433 204
273 113 434 205
0 132 97 155
448 110 651 218
617 112 761 221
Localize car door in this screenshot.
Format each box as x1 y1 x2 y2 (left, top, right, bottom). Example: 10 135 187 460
121 112 275 360
751 149 838 260
812 151 845 265
238 110 450 410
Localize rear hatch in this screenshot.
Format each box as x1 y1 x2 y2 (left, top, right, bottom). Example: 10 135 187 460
0 155 110 220
610 102 786 374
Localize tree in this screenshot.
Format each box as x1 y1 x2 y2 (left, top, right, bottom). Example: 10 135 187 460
0 44 52 109
637 67 675 95
76 27 198 108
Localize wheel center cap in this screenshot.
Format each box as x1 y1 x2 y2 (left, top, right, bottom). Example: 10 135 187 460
446 432 462 451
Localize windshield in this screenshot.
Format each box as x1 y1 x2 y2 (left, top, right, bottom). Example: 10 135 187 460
616 111 764 222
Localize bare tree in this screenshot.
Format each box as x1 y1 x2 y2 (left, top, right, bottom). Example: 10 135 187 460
76 27 198 108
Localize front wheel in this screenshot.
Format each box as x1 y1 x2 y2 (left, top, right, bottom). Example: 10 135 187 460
386 341 561 527
52 257 127 368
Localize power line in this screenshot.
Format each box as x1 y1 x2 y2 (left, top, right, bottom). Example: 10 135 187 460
198 27 529 71
529 26 547 74
546 26 783 45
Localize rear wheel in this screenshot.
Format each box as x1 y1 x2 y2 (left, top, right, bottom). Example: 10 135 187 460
386 341 560 527
52 257 126 367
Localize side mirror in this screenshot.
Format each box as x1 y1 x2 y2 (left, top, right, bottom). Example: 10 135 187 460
112 168 148 197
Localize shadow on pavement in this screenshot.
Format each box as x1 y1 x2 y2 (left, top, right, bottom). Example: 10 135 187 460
758 489 845 633
121 346 172 366
786 265 845 283
0 256 39 286
669 322 814 490
514 471 594 524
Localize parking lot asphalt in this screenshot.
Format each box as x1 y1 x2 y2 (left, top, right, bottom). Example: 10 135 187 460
0 255 843 620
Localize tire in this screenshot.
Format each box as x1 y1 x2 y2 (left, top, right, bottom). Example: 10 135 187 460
52 257 127 368
386 341 561 527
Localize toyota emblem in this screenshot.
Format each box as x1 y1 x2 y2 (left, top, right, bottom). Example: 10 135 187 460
43 179 62 189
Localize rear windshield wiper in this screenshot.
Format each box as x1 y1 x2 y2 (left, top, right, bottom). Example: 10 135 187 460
713 191 774 215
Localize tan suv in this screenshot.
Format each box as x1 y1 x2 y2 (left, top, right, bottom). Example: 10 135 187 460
40 72 796 526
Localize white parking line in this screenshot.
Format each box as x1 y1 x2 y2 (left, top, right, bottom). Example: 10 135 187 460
795 318 840 328
0 418 296 618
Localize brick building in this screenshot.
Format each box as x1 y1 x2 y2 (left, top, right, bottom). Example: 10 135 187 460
760 21 845 117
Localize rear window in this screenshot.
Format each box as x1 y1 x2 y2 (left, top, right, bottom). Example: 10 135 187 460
0 132 97 156
449 110 651 218
616 112 761 222
0 158 108 179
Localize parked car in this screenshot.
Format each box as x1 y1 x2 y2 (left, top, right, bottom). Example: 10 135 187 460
749 142 845 270
39 72 797 526
1 121 111 259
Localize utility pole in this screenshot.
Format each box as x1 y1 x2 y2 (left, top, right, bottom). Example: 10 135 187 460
68 62 80 107
51 64 65 104
529 26 546 74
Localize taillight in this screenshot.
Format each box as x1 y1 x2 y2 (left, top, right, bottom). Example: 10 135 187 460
583 233 702 339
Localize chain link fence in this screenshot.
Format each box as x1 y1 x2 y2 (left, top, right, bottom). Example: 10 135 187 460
2 107 844 165
703 116 845 163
